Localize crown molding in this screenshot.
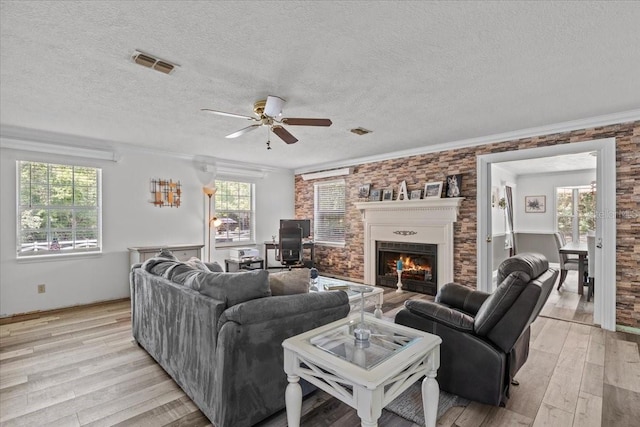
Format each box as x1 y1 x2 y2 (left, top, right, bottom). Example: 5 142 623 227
301 167 353 181
0 125 286 175
294 109 640 175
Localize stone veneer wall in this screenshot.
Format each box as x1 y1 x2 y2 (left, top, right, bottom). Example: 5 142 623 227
295 120 639 328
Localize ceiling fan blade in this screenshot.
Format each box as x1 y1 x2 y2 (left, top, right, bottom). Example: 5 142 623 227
201 109 256 120
272 125 298 144
281 118 332 127
264 95 285 117
225 124 261 138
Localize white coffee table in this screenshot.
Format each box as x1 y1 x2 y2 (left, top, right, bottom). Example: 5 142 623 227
312 279 384 319
283 312 441 427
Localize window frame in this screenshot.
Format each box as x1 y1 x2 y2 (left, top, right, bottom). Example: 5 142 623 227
555 185 596 244
213 179 256 248
16 160 102 258
313 179 346 247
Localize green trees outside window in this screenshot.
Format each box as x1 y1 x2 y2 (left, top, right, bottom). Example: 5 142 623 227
556 186 596 243
18 161 101 256
214 180 254 245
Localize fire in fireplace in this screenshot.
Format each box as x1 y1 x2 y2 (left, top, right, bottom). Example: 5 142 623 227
376 241 437 295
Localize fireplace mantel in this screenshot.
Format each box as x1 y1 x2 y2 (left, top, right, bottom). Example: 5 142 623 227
355 197 464 291
354 198 463 222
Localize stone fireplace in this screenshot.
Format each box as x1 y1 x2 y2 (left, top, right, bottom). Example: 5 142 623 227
354 198 463 294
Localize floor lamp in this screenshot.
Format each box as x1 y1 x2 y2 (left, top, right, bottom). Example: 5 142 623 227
203 186 222 262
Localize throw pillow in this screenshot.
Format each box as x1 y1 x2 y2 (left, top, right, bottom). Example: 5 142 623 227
204 261 224 272
269 268 310 296
156 248 178 261
184 257 210 272
194 270 271 307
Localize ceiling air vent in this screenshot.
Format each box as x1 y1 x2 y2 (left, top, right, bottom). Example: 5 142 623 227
131 50 178 75
350 127 372 136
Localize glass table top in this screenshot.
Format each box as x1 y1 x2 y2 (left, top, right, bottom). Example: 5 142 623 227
308 317 422 370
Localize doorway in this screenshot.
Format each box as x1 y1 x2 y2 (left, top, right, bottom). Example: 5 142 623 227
477 138 617 330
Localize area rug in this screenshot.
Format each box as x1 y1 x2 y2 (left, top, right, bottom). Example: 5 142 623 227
384 381 470 426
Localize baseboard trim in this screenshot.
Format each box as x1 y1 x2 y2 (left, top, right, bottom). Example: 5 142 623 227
616 324 640 335
0 298 130 325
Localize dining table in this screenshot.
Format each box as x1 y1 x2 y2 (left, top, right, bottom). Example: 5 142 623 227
559 241 588 295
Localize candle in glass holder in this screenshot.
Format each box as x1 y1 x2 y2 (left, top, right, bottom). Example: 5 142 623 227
397 259 403 271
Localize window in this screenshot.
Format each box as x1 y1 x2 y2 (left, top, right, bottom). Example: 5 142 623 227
314 180 346 245
556 185 596 243
17 161 101 257
214 179 254 246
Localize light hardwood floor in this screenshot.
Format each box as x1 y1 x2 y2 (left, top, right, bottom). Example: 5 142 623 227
540 271 594 325
1 289 638 427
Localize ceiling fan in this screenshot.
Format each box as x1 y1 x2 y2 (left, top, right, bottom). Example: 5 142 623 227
201 95 332 149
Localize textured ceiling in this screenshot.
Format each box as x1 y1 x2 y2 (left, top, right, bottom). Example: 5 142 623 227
1 1 639 171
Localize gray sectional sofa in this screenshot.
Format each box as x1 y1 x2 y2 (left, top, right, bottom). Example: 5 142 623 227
130 255 350 427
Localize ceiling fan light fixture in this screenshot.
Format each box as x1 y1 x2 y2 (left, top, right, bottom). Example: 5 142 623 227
264 95 285 118
351 127 372 136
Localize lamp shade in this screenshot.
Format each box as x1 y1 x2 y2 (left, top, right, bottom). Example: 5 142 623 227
203 186 216 197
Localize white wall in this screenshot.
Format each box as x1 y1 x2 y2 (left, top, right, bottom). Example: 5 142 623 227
0 147 294 317
514 169 596 232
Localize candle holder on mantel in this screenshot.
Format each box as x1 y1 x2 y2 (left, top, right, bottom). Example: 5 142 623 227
396 258 404 293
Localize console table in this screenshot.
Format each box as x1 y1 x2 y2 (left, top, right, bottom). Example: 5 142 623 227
128 244 204 266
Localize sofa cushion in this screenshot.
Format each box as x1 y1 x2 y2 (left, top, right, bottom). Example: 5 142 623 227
194 269 272 307
268 268 310 296
185 257 210 272
142 257 182 277
205 261 224 272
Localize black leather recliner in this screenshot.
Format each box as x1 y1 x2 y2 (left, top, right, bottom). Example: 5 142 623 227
395 253 558 406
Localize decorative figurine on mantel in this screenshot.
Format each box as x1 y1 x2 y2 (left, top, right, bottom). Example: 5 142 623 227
396 258 404 293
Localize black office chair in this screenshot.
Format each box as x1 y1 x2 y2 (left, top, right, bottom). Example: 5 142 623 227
277 226 303 270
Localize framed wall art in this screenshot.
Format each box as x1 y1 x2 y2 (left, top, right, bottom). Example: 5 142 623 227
382 188 393 201
525 195 546 213
410 189 422 200
424 181 443 198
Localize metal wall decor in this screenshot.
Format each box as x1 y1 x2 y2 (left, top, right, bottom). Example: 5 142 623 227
150 178 181 207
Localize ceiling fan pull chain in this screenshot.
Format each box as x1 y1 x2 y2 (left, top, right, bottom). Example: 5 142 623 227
266 127 272 150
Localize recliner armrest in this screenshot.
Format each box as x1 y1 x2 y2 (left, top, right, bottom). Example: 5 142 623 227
436 282 490 315
404 300 474 333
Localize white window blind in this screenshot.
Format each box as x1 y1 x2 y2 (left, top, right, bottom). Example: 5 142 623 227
314 180 346 245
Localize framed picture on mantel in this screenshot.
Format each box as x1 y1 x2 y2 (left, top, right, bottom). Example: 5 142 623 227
424 181 443 198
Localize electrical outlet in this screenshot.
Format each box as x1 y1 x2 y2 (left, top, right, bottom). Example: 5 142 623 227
37 284 46 294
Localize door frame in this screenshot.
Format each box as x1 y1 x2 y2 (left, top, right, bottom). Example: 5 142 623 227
477 138 616 330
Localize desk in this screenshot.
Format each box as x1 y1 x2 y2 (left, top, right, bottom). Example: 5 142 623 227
264 241 315 269
224 258 264 272
559 242 588 295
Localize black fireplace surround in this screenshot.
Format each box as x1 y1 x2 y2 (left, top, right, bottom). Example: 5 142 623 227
376 241 437 295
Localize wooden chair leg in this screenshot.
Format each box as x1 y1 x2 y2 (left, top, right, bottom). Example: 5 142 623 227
587 278 595 302
557 269 568 289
